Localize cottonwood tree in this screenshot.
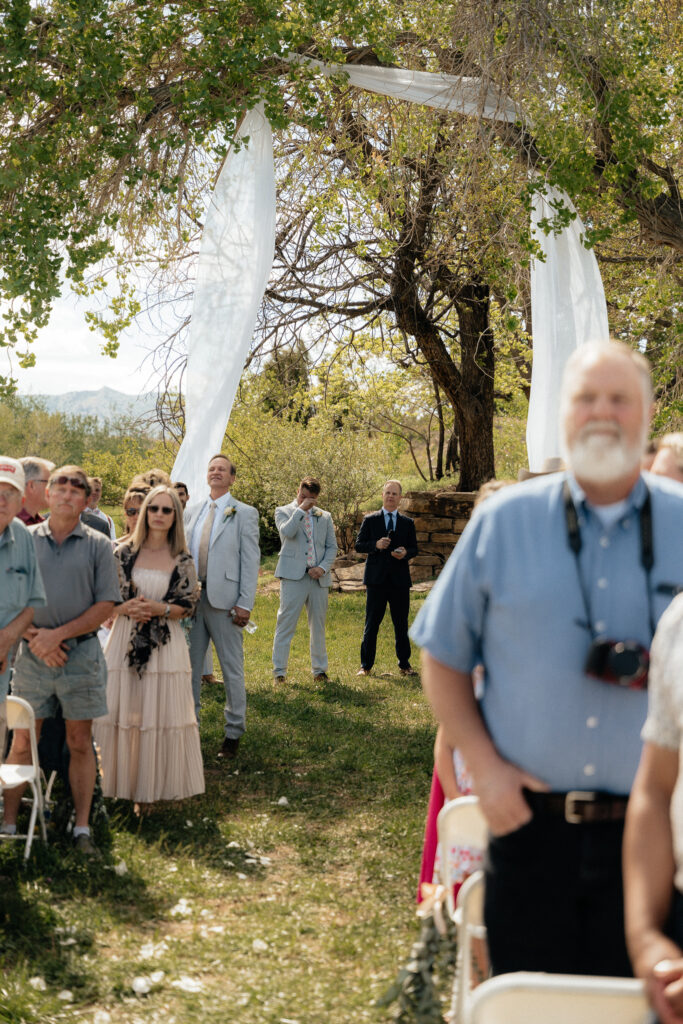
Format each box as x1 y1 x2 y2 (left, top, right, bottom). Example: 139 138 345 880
413 1 683 415
0 0 397 388
1 0 681 425
255 83 532 489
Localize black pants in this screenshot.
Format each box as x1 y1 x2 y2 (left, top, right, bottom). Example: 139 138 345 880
360 583 411 670
484 813 632 977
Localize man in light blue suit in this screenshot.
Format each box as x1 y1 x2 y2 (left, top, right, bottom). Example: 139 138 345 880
272 477 337 683
185 454 260 759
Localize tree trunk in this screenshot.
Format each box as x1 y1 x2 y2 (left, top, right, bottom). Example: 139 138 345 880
446 430 459 476
453 283 496 491
434 380 445 480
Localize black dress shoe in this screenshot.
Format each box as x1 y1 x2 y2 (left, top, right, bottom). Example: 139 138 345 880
217 737 240 760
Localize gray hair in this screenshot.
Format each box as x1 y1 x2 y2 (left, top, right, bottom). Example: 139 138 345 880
19 456 56 483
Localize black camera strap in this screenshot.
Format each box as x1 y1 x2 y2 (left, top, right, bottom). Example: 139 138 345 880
563 480 656 640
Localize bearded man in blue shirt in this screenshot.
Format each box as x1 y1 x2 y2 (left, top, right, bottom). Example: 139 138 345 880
412 340 683 977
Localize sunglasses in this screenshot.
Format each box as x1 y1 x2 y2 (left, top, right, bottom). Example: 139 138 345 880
124 507 141 517
148 504 175 515
51 475 87 490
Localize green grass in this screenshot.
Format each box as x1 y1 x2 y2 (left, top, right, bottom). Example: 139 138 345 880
0 585 436 1024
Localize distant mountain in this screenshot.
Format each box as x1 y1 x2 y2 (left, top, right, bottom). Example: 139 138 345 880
37 387 160 428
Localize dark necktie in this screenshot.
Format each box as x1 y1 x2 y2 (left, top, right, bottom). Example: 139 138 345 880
387 513 395 533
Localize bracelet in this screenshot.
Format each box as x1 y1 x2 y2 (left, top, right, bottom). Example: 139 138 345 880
163 604 171 618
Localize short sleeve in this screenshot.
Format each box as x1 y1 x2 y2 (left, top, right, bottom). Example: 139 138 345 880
23 532 47 609
92 536 123 604
409 511 489 673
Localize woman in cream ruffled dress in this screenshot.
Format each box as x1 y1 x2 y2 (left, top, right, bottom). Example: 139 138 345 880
95 485 204 806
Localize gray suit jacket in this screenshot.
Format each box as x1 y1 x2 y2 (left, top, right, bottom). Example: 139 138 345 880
274 501 337 588
185 496 260 611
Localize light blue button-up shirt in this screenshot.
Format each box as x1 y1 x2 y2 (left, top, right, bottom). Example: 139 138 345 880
410 472 683 794
189 491 233 566
0 518 46 698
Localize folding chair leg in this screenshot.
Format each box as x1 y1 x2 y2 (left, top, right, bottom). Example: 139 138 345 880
24 783 38 859
449 935 465 1022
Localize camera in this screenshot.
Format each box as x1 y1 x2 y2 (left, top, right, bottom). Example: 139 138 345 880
584 638 649 690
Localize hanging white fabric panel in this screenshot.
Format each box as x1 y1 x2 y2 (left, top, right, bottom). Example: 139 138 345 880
171 105 276 502
311 61 521 123
527 187 609 470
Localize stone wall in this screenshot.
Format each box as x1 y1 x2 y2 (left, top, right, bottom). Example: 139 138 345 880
331 488 477 592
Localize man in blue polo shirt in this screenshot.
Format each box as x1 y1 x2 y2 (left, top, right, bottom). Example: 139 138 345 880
0 457 46 750
412 341 683 976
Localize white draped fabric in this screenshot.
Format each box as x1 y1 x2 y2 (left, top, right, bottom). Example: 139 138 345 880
527 188 609 469
171 105 275 502
311 61 521 123
172 68 609 492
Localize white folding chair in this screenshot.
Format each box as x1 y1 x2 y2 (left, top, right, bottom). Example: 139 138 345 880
0 696 47 858
436 796 489 1022
466 971 650 1024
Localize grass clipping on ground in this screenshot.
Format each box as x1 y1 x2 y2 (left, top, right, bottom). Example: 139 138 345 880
0 586 438 1024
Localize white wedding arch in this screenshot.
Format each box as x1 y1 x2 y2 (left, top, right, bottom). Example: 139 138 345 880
172 65 609 499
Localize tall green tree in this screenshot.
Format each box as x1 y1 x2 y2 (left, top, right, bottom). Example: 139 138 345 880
2 0 682 429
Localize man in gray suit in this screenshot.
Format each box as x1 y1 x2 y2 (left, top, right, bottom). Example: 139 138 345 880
272 477 337 683
185 454 260 759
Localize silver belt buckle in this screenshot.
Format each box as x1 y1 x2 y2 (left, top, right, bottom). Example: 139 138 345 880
564 790 597 824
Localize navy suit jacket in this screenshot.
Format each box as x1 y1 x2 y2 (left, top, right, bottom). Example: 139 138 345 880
355 510 418 587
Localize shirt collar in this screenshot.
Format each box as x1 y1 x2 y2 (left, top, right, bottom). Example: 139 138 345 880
18 507 44 525
0 520 16 548
565 472 648 516
35 517 86 541
210 491 233 512
382 507 397 517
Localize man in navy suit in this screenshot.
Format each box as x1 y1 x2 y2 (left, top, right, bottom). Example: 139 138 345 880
355 480 418 677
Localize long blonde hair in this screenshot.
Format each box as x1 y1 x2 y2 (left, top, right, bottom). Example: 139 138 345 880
125 485 188 557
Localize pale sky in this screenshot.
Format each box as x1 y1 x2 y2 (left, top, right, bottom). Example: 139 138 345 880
6 291 168 397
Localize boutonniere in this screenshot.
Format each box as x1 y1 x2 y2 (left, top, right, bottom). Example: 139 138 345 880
312 508 323 518
223 506 237 521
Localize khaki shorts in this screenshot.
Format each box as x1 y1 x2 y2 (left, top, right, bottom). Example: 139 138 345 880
12 638 108 721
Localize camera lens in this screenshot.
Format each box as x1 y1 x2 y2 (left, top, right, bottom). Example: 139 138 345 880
609 642 642 681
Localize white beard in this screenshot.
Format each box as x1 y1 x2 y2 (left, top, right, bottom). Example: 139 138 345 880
566 425 644 485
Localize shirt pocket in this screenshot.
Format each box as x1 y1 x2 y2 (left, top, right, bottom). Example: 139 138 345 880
0 567 30 619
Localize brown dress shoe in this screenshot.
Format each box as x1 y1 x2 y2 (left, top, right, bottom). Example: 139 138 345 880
356 667 371 676
202 674 221 684
399 665 418 677
217 737 240 759
274 675 286 683
313 673 329 683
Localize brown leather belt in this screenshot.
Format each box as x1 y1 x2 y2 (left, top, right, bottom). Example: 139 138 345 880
524 790 629 825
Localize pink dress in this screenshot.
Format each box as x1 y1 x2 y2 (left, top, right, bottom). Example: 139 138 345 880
94 567 205 803
417 749 484 902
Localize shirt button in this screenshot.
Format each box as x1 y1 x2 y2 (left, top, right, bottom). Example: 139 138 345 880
586 716 598 728
583 764 596 776
595 621 606 634
597 578 608 589
600 536 609 548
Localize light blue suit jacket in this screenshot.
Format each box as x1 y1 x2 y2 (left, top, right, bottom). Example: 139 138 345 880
274 501 337 588
185 497 260 610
